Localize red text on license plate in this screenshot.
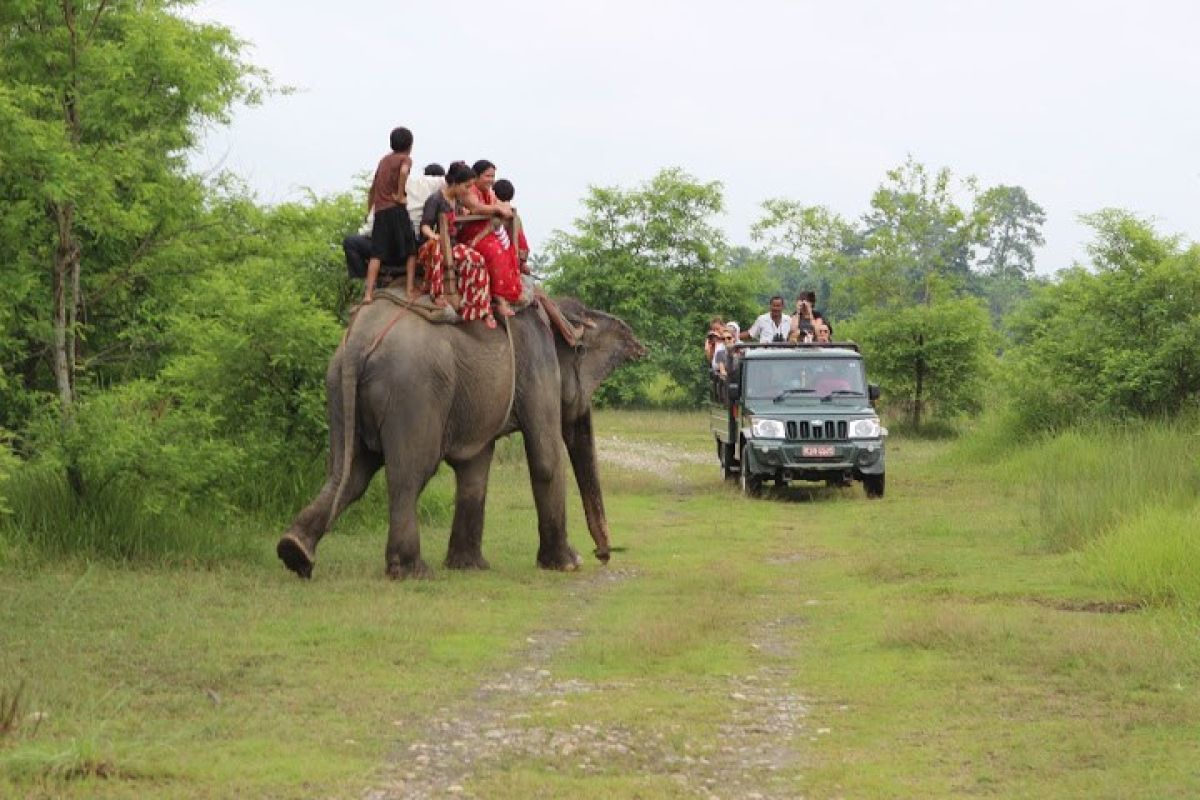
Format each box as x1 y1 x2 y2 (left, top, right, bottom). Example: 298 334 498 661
802 445 836 457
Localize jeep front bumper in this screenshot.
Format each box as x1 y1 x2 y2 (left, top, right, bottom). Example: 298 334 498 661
742 438 885 477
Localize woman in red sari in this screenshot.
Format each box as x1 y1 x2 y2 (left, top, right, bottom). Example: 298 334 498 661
416 163 494 326
458 159 523 318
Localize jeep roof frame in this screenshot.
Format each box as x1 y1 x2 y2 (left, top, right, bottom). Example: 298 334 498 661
732 341 861 354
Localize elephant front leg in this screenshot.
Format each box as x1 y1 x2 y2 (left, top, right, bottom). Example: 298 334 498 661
445 443 495 570
562 410 612 563
524 429 580 571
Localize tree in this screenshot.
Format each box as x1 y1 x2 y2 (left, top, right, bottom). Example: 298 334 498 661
749 159 1022 428
545 168 764 405
972 185 1047 322
749 200 858 317
842 298 993 429
852 157 981 309
975 185 1046 280
0 1 267 469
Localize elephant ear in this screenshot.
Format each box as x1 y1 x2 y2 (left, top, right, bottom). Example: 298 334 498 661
557 299 646 400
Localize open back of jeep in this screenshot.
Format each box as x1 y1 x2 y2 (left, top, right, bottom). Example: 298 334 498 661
708 342 887 497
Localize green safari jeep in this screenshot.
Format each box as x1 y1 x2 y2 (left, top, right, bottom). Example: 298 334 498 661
708 342 887 497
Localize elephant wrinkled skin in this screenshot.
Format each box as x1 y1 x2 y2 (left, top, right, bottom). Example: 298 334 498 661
276 297 644 579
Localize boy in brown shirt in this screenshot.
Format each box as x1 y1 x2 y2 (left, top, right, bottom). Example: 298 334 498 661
363 127 417 304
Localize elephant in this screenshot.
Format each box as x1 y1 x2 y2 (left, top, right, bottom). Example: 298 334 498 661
276 295 645 579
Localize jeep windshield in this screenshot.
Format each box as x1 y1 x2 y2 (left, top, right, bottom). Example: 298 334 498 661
744 358 867 403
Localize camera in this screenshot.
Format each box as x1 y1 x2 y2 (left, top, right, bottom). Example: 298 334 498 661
772 333 785 343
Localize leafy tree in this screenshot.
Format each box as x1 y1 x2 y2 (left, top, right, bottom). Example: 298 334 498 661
1003 211 1200 432
748 201 858 317
0 0 268 470
749 159 1045 428
975 185 1046 280
842 298 994 429
546 168 764 405
973 185 1047 322
852 158 980 308
15 193 356 527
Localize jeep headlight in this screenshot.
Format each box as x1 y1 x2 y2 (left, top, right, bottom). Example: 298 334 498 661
849 417 882 439
750 418 786 439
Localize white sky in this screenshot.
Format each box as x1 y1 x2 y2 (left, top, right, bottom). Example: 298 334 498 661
193 0 1200 274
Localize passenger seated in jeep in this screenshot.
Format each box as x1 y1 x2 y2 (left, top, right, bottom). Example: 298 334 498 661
704 315 726 364
814 317 832 343
789 296 816 342
714 323 740 380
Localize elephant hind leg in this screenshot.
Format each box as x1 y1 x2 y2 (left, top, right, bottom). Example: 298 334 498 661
445 443 495 570
277 534 315 579
278 444 382 579
383 457 440 580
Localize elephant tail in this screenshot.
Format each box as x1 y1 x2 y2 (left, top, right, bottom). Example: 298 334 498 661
327 333 361 533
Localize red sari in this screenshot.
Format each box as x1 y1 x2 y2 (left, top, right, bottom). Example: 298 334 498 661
417 207 493 324
459 185 523 303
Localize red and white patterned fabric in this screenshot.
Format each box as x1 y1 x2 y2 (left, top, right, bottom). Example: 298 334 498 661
418 239 493 324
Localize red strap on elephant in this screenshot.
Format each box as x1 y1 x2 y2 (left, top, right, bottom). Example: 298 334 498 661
365 307 408 358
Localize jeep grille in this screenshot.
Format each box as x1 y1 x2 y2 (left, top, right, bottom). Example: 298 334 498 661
786 420 848 440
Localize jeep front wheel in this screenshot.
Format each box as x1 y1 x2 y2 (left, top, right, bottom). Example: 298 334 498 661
863 472 885 498
740 462 762 497
720 441 738 481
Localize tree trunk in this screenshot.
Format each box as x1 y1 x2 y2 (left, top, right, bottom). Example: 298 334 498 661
55 0 86 498
52 201 79 414
52 201 86 498
912 332 925 430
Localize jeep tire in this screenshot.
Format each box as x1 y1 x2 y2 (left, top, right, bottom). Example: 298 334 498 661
740 461 762 497
718 439 738 481
863 472 885 498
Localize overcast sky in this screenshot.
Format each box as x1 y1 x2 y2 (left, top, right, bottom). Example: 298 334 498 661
192 0 1199 274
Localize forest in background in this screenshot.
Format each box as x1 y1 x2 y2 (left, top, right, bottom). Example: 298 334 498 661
2 1 1199 570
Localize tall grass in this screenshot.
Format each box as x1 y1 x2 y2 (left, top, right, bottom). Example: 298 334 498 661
0 464 261 566
1021 423 1200 552
961 417 1200 609
0 454 461 565
1085 505 1200 608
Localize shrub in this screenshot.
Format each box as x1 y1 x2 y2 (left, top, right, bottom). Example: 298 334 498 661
1002 212 1200 433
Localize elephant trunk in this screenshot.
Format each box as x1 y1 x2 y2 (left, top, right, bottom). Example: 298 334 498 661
562 409 611 563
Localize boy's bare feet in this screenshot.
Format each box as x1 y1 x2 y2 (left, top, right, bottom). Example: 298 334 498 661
496 298 516 318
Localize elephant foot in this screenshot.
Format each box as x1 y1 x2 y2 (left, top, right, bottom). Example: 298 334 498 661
386 558 433 581
445 551 491 571
537 545 583 572
277 533 315 579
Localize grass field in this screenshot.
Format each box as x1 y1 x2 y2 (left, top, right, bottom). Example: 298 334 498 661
2 411 1198 798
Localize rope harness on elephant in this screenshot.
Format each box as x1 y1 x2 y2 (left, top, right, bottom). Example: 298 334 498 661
499 317 517 438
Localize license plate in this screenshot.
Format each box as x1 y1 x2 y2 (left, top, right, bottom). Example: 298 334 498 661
802 445 836 457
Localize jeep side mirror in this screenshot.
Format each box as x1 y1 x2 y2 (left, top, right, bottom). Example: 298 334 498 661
728 383 740 404
868 383 881 403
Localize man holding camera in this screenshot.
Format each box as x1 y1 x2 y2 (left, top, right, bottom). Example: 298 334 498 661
744 295 793 343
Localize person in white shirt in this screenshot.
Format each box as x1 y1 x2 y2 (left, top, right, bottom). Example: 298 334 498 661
744 296 792 343
405 164 447 235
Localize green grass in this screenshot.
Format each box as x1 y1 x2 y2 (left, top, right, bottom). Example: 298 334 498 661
2 411 1198 797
